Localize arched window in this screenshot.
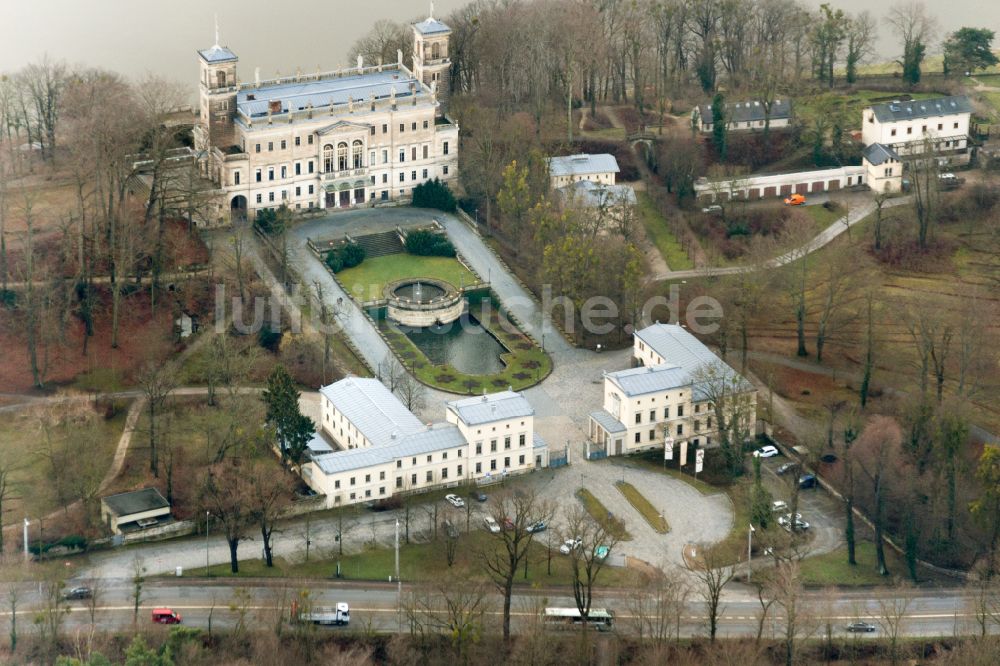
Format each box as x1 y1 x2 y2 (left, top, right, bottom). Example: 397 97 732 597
337 142 348 171
323 144 335 173
352 140 364 169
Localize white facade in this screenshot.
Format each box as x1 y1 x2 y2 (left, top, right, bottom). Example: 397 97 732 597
589 324 756 457
302 380 543 508
861 96 972 158
194 14 459 219
548 154 620 189
694 166 866 202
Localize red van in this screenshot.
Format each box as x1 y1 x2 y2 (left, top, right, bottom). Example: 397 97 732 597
152 608 182 624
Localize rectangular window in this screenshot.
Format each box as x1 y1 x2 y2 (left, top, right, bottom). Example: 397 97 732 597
891 129 897 137
308 161 314 173
396 460 402 468
490 440 497 452
518 455 525 465
443 165 449 175
457 464 463 476
256 193 262 204
364 474 371 483
649 429 655 441
396 476 402 488
281 190 287 200
490 459 497 471
634 432 641 443
382 174 388 184
475 442 482 454
370 150 375 165
411 473 417 485
268 192 274 202
426 471 433 483
907 127 912 134
280 139 286 150
475 462 482 473
426 455 432 463
334 480 340 489
308 134 314 144
519 434 526 446
379 486 385 495
295 162 301 175
443 141 449 155
423 120 429 129
295 136 300 146
268 168 274 181
649 410 656 422
663 407 669 419
678 405 684 417
504 436 511 450
280 165 287 178
422 168 428 179
370 126 375 136
255 169 261 183
399 173 405 182
350 492 355 500
234 171 240 185
308 184 314 194
382 124 388 133
504 457 510 468
412 122 417 131
411 147 417 160
411 170 416 181
635 413 641 425
399 123 405 133
382 149 388 163
295 186 301 196
350 477 356 486
255 143 260 153
442 452 448 460
442 468 449 479
676 424 684 435
423 145 429 159
399 150 405 162
695 420 701 431
268 141 273 151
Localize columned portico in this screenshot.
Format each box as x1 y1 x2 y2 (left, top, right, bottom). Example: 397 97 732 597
317 121 371 209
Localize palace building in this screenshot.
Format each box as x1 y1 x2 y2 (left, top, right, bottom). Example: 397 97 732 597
193 10 459 219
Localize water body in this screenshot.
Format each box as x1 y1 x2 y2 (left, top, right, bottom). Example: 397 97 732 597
401 314 506 376
2 1 991 80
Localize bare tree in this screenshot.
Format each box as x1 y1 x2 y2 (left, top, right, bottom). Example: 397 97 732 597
201 458 256 573
685 543 736 642
854 416 906 576
627 569 689 648
20 56 68 160
874 582 912 665
137 360 178 477
562 504 623 627
248 460 294 567
887 2 937 86
478 488 551 641
396 371 426 413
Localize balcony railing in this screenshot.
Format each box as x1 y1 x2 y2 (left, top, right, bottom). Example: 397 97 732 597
324 167 368 181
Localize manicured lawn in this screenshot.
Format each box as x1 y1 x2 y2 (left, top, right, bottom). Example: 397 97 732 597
797 542 908 587
576 488 631 541
0 405 128 523
337 253 478 302
380 298 552 394
615 481 669 533
184 529 643 588
638 192 693 270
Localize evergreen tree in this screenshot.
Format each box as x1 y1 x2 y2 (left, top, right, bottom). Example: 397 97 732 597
262 365 316 465
711 93 727 161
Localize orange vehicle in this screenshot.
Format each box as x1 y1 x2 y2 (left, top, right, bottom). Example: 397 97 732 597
152 608 182 624
784 193 806 206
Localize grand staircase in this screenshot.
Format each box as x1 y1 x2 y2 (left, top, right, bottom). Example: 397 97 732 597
352 230 404 258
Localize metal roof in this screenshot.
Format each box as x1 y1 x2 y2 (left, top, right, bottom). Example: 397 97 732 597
413 17 452 35
606 364 692 397
559 181 636 208
198 45 238 63
237 69 425 118
696 99 792 124
320 378 425 448
311 424 466 475
533 432 547 449
306 431 334 456
447 391 534 426
102 488 169 517
589 410 627 434
548 154 620 178
862 143 900 166
635 324 721 369
868 95 973 123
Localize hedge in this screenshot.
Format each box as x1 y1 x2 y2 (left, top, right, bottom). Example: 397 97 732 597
404 229 456 257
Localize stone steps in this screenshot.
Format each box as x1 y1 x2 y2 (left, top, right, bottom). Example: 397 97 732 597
353 230 404 258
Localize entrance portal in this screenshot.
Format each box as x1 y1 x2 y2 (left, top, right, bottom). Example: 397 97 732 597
230 195 247 221
339 191 351 207
325 191 336 208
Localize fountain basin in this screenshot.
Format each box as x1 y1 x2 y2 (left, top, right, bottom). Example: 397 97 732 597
384 278 464 327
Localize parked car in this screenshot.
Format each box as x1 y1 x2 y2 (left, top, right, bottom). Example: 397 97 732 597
483 516 501 534
62 586 92 600
502 517 515 531
777 513 803 526
445 494 465 508
595 545 610 560
776 462 798 475
470 490 487 503
152 608 182 624
443 519 459 539
753 445 779 458
846 621 877 633
771 500 788 513
559 538 582 555
780 514 811 532
701 204 723 214
784 193 806 206
527 520 547 533
799 473 818 489
937 172 964 190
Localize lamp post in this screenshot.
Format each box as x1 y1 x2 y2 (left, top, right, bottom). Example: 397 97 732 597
748 523 756 582
23 518 29 560
205 511 211 576
395 518 401 631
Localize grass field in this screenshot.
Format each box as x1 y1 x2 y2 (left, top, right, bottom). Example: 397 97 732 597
0 404 128 523
615 481 669 533
638 192 694 270
337 254 478 302
795 89 943 128
185 528 643 588
797 542 910 587
576 488 632 541
804 203 845 230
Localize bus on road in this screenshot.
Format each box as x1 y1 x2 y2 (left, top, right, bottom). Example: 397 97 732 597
543 607 615 631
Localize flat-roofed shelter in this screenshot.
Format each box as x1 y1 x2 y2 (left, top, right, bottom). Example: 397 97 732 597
101 487 171 534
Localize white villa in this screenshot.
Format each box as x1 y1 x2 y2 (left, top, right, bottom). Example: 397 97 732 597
588 324 756 457
548 154 620 189
301 378 547 508
194 10 459 219
860 95 972 162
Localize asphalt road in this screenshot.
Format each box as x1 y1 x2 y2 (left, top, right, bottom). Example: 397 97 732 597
10 579 992 639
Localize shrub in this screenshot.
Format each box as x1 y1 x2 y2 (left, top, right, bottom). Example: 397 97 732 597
258 325 283 352
325 242 365 272
405 229 456 257
412 177 457 212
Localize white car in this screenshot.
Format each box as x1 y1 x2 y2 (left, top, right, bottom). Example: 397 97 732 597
753 445 779 458
771 500 788 514
701 205 723 214
445 494 465 508
559 538 582 555
483 516 501 534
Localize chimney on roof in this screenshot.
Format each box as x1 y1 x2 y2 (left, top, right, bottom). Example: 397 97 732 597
397 49 403 66
391 431 398 440
357 55 363 73
254 67 260 86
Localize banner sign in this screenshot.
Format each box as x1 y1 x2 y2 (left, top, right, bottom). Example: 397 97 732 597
695 448 704 474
